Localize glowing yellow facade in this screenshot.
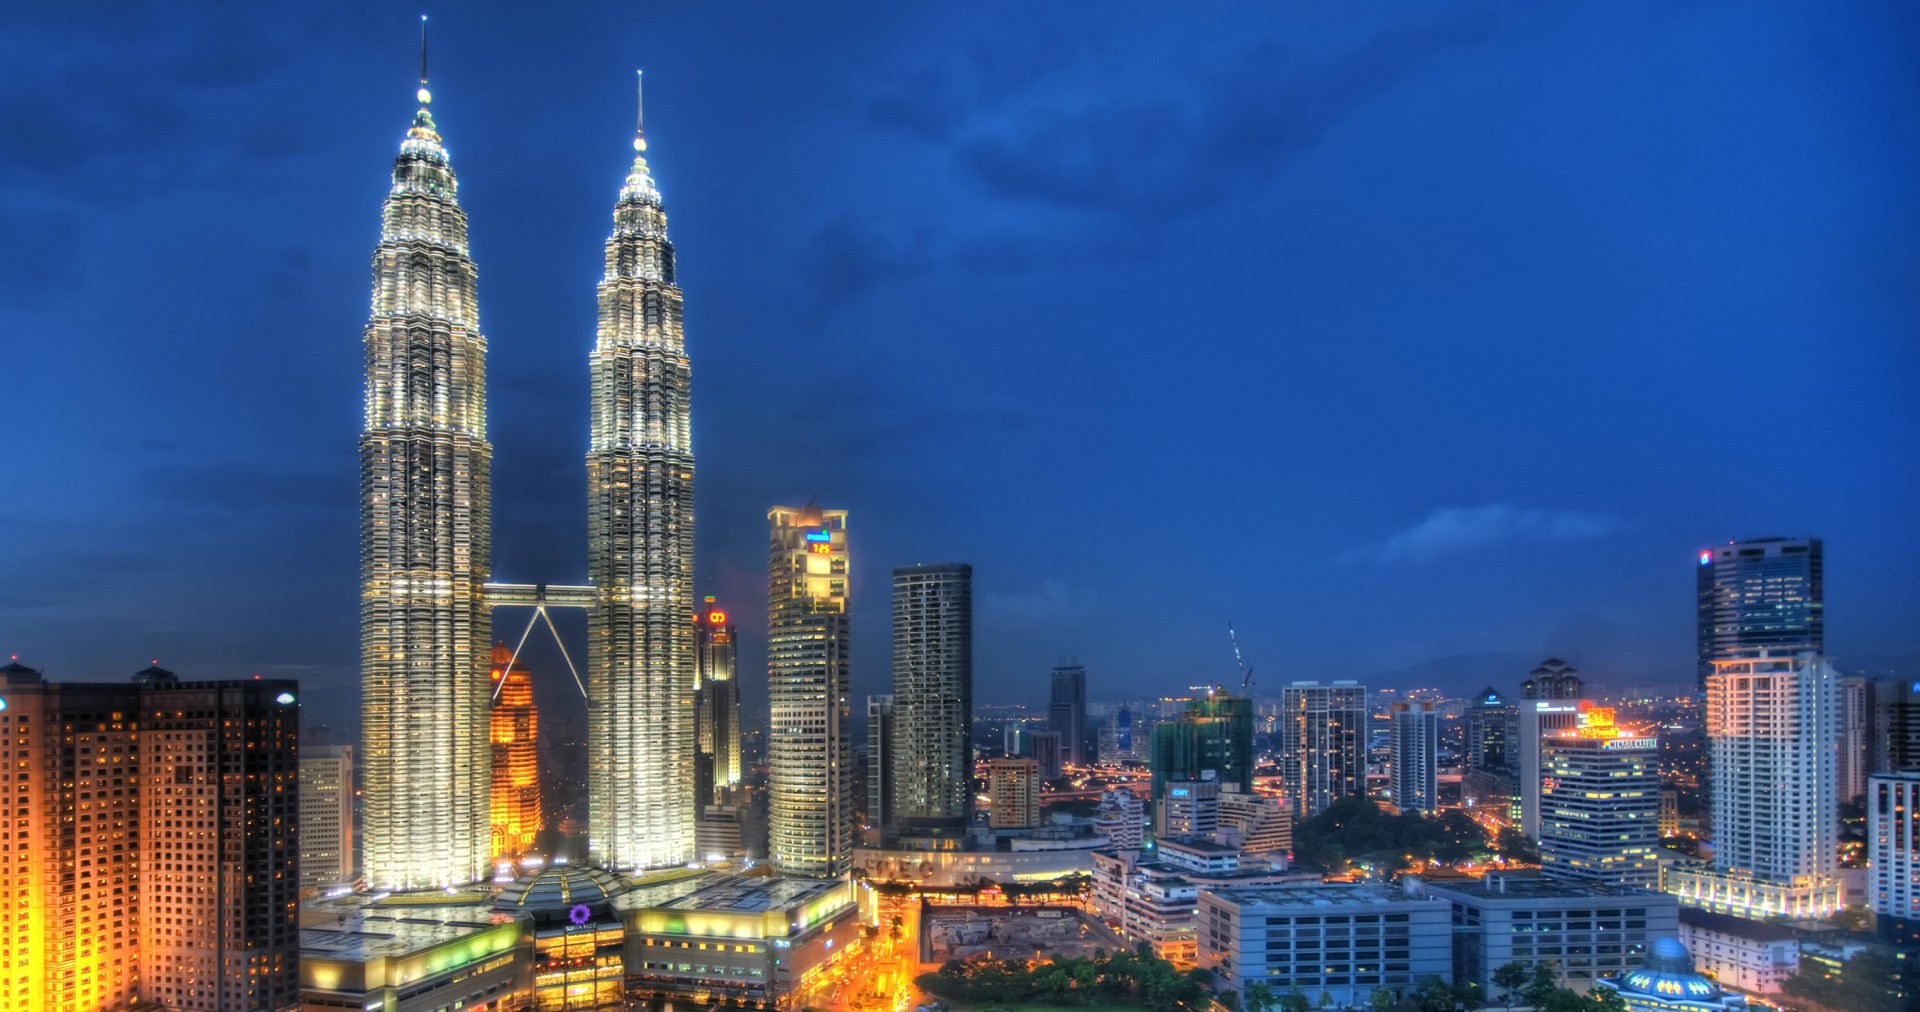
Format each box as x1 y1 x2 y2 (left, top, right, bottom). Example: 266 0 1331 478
360 71 494 889
490 643 543 862
767 505 853 877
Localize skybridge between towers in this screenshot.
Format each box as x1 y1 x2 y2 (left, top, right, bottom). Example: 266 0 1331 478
483 582 597 701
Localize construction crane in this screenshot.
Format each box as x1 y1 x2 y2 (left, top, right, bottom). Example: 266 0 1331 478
1227 621 1254 695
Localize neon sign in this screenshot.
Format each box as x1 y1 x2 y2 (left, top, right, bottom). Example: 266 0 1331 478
809 542 832 555
805 529 831 543
1699 551 1712 566
708 610 727 625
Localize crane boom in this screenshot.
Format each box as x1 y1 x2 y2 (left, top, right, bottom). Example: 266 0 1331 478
1227 621 1254 694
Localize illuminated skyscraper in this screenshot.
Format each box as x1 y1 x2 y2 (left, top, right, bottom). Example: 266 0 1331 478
696 600 742 803
1279 681 1367 818
1668 650 1842 918
1696 537 1823 692
359 58 494 891
587 75 697 870
490 643 542 862
768 505 853 877
1539 706 1659 888
890 563 973 832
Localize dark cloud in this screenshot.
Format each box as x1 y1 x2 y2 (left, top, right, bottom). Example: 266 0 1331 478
958 12 1496 220
0 208 79 304
796 215 940 324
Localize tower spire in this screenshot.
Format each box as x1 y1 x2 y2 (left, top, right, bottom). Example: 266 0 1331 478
636 69 644 147
417 15 431 105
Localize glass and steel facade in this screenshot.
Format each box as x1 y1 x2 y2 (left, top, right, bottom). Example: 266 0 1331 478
767 505 853 877
696 601 742 804
360 82 494 891
587 112 698 870
1696 537 1823 691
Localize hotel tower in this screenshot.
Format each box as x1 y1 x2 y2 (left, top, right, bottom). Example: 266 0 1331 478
359 61 494 891
587 75 698 869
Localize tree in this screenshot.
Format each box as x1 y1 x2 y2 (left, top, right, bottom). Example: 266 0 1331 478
1369 988 1399 1012
1522 963 1559 1007
1492 962 1530 1006
1587 986 1628 1012
1242 981 1277 1012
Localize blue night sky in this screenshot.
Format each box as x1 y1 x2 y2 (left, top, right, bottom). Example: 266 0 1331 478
2 2 1916 730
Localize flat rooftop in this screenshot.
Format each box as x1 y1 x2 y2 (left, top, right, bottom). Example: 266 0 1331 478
646 873 845 914
301 903 509 963
1679 906 1800 942
1205 884 1440 909
1420 876 1670 902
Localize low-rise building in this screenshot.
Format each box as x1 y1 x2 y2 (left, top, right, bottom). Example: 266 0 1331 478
1217 785 1290 860
1196 883 1451 1009
1595 938 1750 1012
1420 874 1678 993
300 868 861 1012
1675 908 1798 995
1090 849 1308 964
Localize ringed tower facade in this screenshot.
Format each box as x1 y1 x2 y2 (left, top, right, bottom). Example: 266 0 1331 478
359 53 495 890
586 74 698 869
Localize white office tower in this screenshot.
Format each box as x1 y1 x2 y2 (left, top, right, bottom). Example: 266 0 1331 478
1867 771 1920 944
1389 701 1439 814
300 745 355 889
1667 650 1842 918
1520 696 1589 838
767 505 853 877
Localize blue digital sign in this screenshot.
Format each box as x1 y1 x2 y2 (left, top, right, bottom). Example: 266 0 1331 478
805 529 831 543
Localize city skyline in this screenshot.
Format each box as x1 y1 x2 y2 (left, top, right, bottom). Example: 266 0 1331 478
4 4 1919 725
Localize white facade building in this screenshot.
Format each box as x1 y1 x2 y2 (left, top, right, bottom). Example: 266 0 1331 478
1196 884 1451 1008
1676 908 1799 995
1867 770 1920 939
1279 682 1367 818
1666 650 1842 919
300 745 355 890
1389 701 1439 814
1540 709 1660 889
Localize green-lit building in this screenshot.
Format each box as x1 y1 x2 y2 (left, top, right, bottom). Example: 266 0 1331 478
1148 692 1255 815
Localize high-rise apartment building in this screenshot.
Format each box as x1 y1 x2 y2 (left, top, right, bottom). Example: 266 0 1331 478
360 67 494 891
1870 678 1920 774
1466 686 1518 772
988 758 1040 830
0 661 141 1010
1866 771 1920 946
1390 701 1440 815
890 564 973 832
1524 658 1585 700
586 86 698 871
1095 788 1148 850
866 694 895 836
489 643 541 862
139 674 301 1012
1150 692 1254 818
696 600 742 804
1539 706 1659 888
1696 537 1823 692
1278 681 1367 818
0 661 302 1011
301 744 355 890
1839 675 1868 802
1049 664 1087 766
768 505 853 877
1667 650 1842 918
1029 730 1065 779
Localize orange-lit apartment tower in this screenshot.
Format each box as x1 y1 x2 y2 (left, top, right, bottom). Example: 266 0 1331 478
0 659 140 1011
490 643 542 862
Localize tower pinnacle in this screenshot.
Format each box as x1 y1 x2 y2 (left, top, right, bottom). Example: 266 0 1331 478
417 15 431 106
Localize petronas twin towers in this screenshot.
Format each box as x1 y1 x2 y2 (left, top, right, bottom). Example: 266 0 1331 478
360 63 695 890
